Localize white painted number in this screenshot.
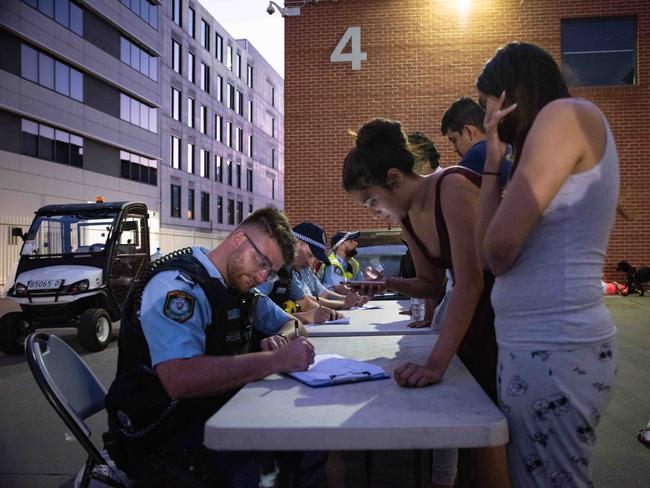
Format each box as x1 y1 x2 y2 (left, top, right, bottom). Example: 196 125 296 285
330 27 367 71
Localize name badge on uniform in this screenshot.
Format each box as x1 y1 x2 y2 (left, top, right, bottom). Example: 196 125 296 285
227 308 241 320
163 290 195 323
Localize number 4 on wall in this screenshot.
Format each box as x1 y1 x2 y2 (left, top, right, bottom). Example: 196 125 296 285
330 27 367 70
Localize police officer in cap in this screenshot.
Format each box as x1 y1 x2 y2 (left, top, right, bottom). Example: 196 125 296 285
258 222 345 323
105 207 318 487
321 231 363 294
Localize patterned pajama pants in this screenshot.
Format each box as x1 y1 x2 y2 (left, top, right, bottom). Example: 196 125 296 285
497 340 617 488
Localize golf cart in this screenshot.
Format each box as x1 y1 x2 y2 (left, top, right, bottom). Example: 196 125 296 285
1 201 150 354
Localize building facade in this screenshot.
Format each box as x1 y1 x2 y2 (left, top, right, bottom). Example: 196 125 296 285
283 0 649 279
0 0 284 293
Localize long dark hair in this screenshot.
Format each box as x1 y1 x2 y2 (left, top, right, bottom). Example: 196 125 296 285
342 118 416 192
476 42 570 170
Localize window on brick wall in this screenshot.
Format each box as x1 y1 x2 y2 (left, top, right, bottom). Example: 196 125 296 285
562 17 636 86
201 192 210 221
215 154 223 182
171 184 181 217
187 188 195 220
227 198 234 225
170 136 180 169
217 195 223 224
187 142 195 174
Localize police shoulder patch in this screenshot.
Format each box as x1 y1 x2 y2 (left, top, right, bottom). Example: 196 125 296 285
334 267 343 276
163 290 195 323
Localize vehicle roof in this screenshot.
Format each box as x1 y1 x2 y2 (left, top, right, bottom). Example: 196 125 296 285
35 202 146 215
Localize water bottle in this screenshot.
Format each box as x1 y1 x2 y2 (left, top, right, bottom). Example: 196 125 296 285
410 298 425 321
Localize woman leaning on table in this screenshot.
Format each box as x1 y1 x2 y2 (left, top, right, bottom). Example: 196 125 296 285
341 119 509 487
474 42 619 487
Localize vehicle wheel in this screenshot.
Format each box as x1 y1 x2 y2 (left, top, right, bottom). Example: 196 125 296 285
0 312 32 355
78 308 112 352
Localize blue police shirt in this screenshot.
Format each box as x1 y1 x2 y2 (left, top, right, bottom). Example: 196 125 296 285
295 267 328 297
460 140 511 188
256 266 305 301
140 247 290 367
321 255 363 290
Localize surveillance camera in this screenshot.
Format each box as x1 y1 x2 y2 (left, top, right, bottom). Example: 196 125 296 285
266 3 275 15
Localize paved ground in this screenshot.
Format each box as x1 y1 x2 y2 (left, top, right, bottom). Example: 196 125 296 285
0 296 648 487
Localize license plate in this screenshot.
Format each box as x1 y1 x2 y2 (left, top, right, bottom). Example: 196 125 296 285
27 279 62 290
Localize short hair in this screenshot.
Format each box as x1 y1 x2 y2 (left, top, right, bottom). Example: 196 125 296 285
440 97 486 135
407 131 440 171
241 207 296 265
342 118 416 192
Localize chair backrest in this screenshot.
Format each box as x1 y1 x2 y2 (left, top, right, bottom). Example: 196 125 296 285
26 333 107 463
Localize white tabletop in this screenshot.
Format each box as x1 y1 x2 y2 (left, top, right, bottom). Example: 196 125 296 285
305 299 433 337
204 334 508 451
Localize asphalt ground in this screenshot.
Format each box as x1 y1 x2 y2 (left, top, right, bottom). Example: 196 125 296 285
0 296 648 487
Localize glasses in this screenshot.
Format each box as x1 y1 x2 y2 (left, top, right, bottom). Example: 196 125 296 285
243 232 279 283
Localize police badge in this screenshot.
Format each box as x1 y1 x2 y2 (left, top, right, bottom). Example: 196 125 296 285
163 290 195 323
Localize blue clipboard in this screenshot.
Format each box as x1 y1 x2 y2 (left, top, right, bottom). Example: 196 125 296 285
286 354 390 388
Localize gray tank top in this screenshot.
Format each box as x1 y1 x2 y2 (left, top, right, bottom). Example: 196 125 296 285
491 102 619 349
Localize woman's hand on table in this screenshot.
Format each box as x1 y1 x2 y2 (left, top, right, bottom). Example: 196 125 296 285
394 362 443 387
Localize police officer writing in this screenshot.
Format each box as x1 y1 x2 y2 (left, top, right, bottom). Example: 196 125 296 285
320 231 364 294
105 208 317 487
258 222 346 323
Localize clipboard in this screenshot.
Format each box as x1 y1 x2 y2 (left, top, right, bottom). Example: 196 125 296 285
287 354 389 388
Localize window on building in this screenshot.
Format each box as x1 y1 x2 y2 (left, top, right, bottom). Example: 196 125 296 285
170 136 181 169
187 97 194 128
236 162 241 188
200 105 207 134
120 93 157 133
271 178 275 200
246 167 253 192
226 121 232 147
200 19 210 50
200 148 209 178
271 117 275 138
227 83 234 110
187 143 195 174
216 33 223 62
271 85 275 107
215 154 223 182
21 44 83 102
248 202 253 216
171 0 181 26
236 200 243 224
226 44 233 71
227 160 232 185
23 0 84 36
215 114 223 142
201 192 210 221
247 64 253 88
236 90 243 115
216 75 223 102
171 184 181 217
172 39 181 73
121 36 157 80
187 7 195 37
247 99 253 123
200 62 210 92
247 134 253 158
187 52 195 83
235 127 243 152
217 196 223 224
271 147 276 169
121 0 158 29
227 198 235 225
235 52 241 78
561 17 636 86
187 188 195 219
21 118 84 167
120 150 157 185
171 87 181 121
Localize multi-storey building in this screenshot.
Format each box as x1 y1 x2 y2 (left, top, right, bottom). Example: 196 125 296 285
0 0 285 293
159 0 284 251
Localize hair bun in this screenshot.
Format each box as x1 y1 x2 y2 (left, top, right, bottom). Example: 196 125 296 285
356 118 406 150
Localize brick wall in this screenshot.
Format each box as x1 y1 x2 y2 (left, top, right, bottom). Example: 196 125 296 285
284 0 650 280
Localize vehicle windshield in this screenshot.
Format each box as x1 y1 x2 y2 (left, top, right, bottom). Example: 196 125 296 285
20 211 118 257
